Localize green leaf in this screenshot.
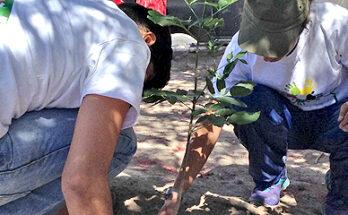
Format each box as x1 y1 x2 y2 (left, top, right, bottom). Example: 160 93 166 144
208 115 225 127
169 94 188 102
230 82 255 97
215 108 235 116
192 108 208 116
227 53 233 61
202 1 219 9
239 59 248 64
210 103 226 111
208 68 216 76
161 91 189 102
143 89 168 97
143 95 164 103
147 11 190 28
206 77 215 94
223 61 237 77
143 89 188 104
230 86 252 97
219 88 227 95
216 73 223 79
227 111 260 125
217 79 226 92
196 115 210 124
188 90 205 97
236 81 256 88
202 17 224 30
176 89 188 95
215 96 247 107
176 95 189 102
167 96 178 104
218 0 239 9
208 41 214 51
236 51 247 59
241 80 256 86
142 89 158 97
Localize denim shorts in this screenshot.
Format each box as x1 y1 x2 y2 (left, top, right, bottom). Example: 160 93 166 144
0 108 137 215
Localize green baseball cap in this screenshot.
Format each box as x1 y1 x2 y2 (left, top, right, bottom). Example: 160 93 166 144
238 0 310 58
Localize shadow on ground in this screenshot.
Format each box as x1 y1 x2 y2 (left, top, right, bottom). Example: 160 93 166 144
110 51 329 215
111 162 327 215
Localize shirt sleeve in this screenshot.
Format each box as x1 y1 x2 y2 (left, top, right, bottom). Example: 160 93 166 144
82 38 150 129
213 32 251 97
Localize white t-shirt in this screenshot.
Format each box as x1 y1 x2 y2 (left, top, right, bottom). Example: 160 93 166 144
0 0 150 138
214 2 348 111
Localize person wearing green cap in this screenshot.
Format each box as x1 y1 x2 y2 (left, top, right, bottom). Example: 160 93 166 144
158 0 348 215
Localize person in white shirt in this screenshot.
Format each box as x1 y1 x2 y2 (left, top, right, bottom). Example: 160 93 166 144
0 1 172 215
159 1 348 215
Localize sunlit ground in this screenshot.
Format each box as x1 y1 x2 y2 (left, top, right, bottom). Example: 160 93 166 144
111 50 329 215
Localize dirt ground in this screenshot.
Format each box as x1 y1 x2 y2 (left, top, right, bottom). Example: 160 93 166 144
110 48 331 215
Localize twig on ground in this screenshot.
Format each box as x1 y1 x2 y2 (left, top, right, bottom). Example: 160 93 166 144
204 191 268 215
315 152 325 164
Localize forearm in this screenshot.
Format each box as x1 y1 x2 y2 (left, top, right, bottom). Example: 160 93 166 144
339 101 348 132
62 94 129 215
173 122 222 193
63 176 113 215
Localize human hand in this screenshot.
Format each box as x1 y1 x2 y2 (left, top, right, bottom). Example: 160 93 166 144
158 195 181 215
338 101 348 132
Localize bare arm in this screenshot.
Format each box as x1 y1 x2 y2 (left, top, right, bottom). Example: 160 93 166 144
159 122 223 215
174 122 222 191
61 94 130 215
339 101 348 132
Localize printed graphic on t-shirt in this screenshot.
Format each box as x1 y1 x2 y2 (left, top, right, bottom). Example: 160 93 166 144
0 0 13 24
285 79 323 105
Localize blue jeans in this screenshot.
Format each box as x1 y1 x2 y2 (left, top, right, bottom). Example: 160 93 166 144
234 85 348 198
0 108 137 215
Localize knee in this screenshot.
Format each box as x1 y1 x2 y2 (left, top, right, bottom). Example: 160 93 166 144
237 84 284 112
245 84 277 99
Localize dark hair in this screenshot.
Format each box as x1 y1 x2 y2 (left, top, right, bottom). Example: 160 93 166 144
118 3 173 90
